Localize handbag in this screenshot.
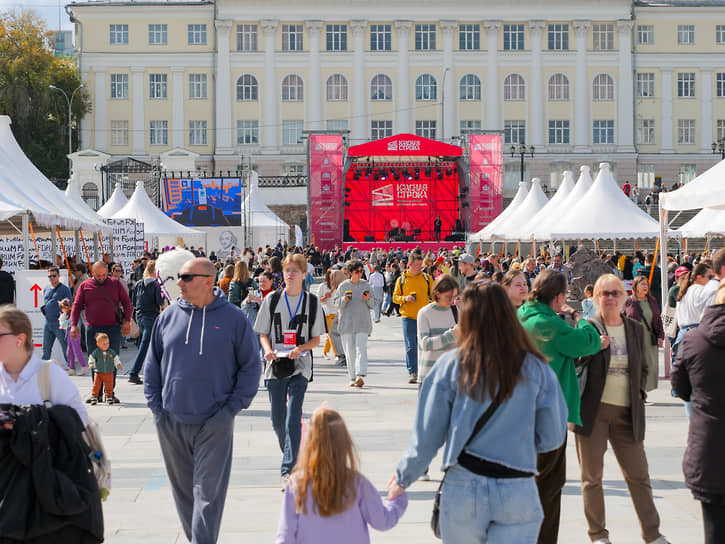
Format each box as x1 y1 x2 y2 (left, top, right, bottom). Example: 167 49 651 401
662 305 678 338
431 394 501 539
271 356 296 379
40 285 61 317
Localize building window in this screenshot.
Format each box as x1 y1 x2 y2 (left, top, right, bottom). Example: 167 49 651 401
459 74 481 101
281 74 304 101
459 24 480 50
415 120 436 139
148 24 167 45
717 25 725 45
236 74 258 101
370 24 391 51
637 164 655 189
371 120 393 139
637 25 654 45
548 23 569 50
282 24 303 51
109 24 128 45
149 120 168 146
460 120 482 134
677 24 694 45
189 120 207 146
717 73 725 98
189 74 207 99
548 73 570 101
718 119 725 140
678 119 696 144
504 73 526 101
637 119 655 144
110 120 128 146
415 23 436 50
188 24 207 45
326 120 348 132
592 74 614 101
503 24 525 50
592 120 614 144
281 163 305 176
326 74 348 101
282 120 304 145
370 74 392 101
637 72 655 98
415 73 437 101
110 73 128 99
504 120 526 144
592 23 614 50
149 73 167 99
326 24 347 51
548 120 570 144
236 120 259 144
680 164 697 184
236 24 257 51
677 72 695 98
81 182 100 210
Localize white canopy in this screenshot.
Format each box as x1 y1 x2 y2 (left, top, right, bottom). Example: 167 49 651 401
659 159 725 211
470 180 530 242
63 172 113 232
516 170 575 241
547 163 664 240
0 197 24 222
241 172 289 247
491 178 549 241
97 183 129 218
112 181 202 238
677 207 725 238
532 165 594 240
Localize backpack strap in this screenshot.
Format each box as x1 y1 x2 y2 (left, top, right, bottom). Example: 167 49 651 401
269 289 283 344
451 305 458 324
38 361 53 408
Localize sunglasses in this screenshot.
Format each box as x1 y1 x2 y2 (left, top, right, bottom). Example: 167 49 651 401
600 290 622 298
48 274 58 278
177 273 213 282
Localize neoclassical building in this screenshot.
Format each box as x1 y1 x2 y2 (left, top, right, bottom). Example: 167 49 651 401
67 0 725 199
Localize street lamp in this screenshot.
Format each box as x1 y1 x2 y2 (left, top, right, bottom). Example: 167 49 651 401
49 83 83 178
510 142 535 183
712 138 725 160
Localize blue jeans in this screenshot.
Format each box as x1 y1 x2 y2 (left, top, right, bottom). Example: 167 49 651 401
382 293 392 314
87 323 121 393
372 287 384 321
42 320 68 361
241 304 263 360
401 317 418 375
129 316 156 378
266 373 308 476
440 464 543 544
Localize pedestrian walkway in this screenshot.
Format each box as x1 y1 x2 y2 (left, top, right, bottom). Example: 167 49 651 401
63 316 702 543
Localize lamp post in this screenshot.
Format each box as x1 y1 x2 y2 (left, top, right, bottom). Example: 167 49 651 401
49 83 83 178
510 142 535 182
712 138 725 160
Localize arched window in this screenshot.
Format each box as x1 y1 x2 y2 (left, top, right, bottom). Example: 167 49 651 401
548 73 570 101
459 74 481 101
415 73 437 101
236 74 258 101
326 74 348 101
281 74 304 101
370 74 392 101
82 182 99 211
592 73 614 101
503 73 526 101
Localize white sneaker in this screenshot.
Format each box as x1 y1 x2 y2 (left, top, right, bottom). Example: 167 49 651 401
647 537 670 544
67 368 76 376
77 366 88 376
593 539 612 544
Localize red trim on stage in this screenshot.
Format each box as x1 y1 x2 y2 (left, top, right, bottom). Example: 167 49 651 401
343 241 465 252
347 133 463 157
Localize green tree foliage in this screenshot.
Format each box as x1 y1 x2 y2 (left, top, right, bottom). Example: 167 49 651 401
0 10 90 180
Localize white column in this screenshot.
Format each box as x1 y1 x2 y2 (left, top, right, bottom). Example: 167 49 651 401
700 70 712 152
573 20 590 150
215 20 233 154
617 20 635 152
351 20 367 143
81 70 91 149
171 67 185 149
395 20 412 133
661 69 673 153
261 19 279 149
440 20 456 141
529 21 545 147
131 66 145 155
306 20 323 130
93 69 107 152
484 21 501 131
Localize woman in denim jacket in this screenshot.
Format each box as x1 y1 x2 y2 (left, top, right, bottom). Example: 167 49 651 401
388 283 568 543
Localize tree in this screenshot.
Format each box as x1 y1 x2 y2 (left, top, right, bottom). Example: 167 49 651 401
0 10 90 181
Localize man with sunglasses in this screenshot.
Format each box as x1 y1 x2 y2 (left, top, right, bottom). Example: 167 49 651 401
41 266 72 362
144 257 261 544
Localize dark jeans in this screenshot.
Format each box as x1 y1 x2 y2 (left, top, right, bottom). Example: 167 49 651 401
42 320 68 362
536 435 567 544
87 323 121 395
129 316 156 378
266 373 308 476
702 500 725 544
401 317 418 375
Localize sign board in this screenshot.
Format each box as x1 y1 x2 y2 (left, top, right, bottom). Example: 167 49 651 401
308 134 344 250
16 269 69 358
469 134 503 232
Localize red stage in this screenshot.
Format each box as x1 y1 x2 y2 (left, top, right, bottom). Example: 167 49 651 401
342 241 465 252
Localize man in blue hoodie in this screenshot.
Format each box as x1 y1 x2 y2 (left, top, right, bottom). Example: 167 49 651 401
144 258 261 544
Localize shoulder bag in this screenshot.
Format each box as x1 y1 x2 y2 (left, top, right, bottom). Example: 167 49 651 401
98 282 125 324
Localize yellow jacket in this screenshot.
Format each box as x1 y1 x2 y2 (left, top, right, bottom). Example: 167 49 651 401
393 271 432 319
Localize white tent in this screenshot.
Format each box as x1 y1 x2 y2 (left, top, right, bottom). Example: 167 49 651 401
659 159 725 211
97 183 130 218
0 197 24 222
532 165 594 240
546 163 665 240
491 178 549 241
64 172 110 228
516 170 575 241
677 207 725 238
241 171 289 248
470 180 530 242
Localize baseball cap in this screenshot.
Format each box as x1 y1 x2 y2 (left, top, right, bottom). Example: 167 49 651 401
675 266 689 278
459 254 475 265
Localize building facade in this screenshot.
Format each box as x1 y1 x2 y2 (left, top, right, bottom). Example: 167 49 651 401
67 0 725 200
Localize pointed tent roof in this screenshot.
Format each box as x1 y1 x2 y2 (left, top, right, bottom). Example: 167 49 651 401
491 178 549 240
63 173 112 232
516 170 575 241
532 165 594 240
111 181 202 237
242 172 289 229
347 133 463 157
660 158 725 211
678 207 725 238
97 183 130 218
470 180 530 242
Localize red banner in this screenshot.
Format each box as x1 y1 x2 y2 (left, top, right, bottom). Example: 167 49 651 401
309 135 344 250
469 134 503 232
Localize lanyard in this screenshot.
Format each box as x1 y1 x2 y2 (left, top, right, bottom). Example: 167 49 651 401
284 291 303 328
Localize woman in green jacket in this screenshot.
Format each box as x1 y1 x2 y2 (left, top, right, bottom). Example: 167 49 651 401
518 268 604 544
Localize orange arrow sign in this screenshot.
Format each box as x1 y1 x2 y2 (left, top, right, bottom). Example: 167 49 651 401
30 284 42 308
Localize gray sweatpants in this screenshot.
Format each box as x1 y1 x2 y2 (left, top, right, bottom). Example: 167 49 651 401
155 409 235 543
329 314 345 357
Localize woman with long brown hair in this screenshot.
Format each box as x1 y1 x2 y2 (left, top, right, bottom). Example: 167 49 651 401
389 283 567 542
624 275 664 392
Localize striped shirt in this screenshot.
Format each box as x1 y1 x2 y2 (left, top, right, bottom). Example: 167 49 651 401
417 303 458 380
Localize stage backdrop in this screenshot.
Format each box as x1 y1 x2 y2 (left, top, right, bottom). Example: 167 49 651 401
469 134 503 232
308 134 344 250
164 178 242 226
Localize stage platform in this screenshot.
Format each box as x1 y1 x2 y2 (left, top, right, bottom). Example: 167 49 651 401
342 241 467 252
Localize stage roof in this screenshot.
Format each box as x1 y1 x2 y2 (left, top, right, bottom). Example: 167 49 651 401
347 133 463 157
